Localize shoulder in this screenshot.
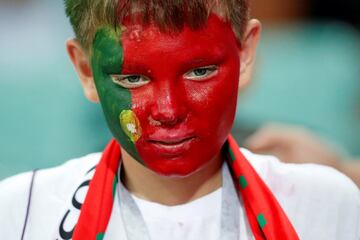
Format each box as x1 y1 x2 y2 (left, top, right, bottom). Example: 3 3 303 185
30 152 101 199
241 148 360 240
241 148 359 194
0 152 101 238
240 148 359 200
0 152 101 200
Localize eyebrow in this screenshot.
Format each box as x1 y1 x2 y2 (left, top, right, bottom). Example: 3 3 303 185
184 49 227 66
188 58 208 65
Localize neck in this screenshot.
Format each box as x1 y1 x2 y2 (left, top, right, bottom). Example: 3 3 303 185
121 149 223 206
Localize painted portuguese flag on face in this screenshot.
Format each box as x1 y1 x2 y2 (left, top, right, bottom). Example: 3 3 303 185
90 26 143 163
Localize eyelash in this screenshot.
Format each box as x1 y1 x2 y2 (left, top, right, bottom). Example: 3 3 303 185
183 65 219 81
110 74 150 89
110 65 219 89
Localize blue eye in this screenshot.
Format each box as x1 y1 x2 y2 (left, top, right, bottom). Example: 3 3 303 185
184 65 218 81
111 74 150 89
127 76 141 83
193 68 208 76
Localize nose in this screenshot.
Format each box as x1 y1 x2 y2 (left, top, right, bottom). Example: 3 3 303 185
150 83 187 126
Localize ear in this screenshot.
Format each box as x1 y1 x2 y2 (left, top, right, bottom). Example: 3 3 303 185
66 39 99 103
238 19 261 90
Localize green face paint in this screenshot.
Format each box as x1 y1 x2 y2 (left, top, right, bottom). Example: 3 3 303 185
91 26 143 163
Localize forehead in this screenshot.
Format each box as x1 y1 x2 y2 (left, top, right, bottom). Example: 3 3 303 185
120 14 239 57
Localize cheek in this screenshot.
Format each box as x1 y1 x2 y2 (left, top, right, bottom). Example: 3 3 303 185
186 60 240 129
92 69 144 162
93 72 133 137
95 78 144 159
127 87 154 135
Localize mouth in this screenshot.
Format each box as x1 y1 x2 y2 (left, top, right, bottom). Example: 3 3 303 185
147 136 196 156
149 136 195 145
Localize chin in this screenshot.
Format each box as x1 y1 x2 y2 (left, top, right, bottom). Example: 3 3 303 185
145 157 206 178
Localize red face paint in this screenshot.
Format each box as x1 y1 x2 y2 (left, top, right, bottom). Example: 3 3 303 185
121 15 240 176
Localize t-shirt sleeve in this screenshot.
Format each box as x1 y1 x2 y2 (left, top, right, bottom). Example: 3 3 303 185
0 153 101 239
273 162 360 240
242 148 360 240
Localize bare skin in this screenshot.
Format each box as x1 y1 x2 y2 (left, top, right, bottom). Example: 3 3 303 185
121 148 223 206
245 123 360 187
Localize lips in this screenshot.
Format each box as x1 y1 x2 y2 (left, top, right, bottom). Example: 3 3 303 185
146 135 196 157
149 136 194 145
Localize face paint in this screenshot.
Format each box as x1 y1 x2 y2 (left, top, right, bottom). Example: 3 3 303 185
92 14 240 177
119 110 142 142
91 26 143 163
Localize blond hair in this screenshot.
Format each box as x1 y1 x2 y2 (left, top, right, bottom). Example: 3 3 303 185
65 0 250 50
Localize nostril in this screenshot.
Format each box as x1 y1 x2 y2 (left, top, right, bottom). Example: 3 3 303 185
150 111 180 126
150 103 185 126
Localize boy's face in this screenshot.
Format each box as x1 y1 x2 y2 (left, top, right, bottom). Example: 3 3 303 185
91 14 241 176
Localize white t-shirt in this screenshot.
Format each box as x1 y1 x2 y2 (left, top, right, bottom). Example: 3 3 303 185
0 149 359 239
105 188 223 240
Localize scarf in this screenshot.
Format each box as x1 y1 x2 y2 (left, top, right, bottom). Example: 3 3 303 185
71 135 299 240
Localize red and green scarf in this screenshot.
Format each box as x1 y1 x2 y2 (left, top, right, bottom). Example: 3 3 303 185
72 135 299 240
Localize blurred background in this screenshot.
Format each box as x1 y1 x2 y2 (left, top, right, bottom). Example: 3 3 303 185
233 0 360 154
0 0 360 180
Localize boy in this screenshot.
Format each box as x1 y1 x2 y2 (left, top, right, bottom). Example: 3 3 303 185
0 0 359 239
